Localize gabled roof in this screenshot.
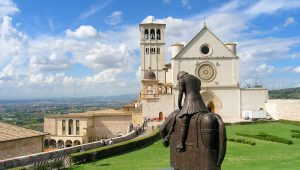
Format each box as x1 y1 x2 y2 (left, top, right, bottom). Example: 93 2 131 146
45 109 132 118
0 122 48 142
173 25 237 59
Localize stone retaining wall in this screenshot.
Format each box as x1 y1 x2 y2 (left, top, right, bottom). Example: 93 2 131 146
266 99 300 121
0 129 140 169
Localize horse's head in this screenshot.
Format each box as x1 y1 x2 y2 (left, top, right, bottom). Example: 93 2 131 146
160 109 180 147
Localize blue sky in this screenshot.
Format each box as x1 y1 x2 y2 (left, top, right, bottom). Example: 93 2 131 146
0 0 300 99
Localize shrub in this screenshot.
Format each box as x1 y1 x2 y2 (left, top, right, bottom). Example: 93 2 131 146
291 133 300 139
29 160 64 170
51 160 63 169
70 128 160 164
236 132 293 145
227 138 256 146
280 120 300 126
291 130 300 133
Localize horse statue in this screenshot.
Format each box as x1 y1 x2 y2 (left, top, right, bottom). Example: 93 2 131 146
160 109 226 170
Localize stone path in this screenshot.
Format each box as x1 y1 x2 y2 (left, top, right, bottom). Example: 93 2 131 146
136 121 163 138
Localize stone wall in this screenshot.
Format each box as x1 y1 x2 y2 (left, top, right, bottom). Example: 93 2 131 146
44 117 56 135
265 99 300 120
141 94 174 119
0 136 43 160
93 115 131 139
241 88 268 111
0 129 139 169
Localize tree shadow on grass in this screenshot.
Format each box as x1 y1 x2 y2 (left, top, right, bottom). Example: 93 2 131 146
99 137 161 160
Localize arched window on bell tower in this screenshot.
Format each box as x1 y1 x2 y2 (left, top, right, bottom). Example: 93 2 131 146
156 29 161 40
147 85 153 94
150 29 155 40
144 29 149 40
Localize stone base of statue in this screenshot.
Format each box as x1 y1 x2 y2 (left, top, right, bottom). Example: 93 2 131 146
161 109 226 170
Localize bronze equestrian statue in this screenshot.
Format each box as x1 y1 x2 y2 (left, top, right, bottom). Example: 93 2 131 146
160 71 226 170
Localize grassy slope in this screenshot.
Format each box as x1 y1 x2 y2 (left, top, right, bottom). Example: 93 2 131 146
70 122 300 170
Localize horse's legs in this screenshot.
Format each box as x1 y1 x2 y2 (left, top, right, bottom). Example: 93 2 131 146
176 114 192 152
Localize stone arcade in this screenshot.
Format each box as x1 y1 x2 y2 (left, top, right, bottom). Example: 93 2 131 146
139 20 268 121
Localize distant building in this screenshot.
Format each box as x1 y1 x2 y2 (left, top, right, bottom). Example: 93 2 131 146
139 20 268 120
0 122 48 160
43 109 133 149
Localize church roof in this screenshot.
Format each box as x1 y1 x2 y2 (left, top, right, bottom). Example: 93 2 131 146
173 25 237 59
45 109 132 118
0 122 48 142
86 109 132 116
144 70 156 80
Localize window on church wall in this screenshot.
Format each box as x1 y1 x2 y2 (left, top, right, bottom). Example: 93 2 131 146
146 48 149 54
68 119 73 135
156 29 161 40
151 48 156 54
76 120 80 135
147 85 153 94
201 45 209 54
144 29 149 40
62 120 66 135
150 29 155 40
157 48 160 54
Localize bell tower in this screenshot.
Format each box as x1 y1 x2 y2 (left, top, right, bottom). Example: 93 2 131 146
139 19 166 83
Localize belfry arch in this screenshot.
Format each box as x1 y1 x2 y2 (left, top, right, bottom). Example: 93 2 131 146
200 90 222 113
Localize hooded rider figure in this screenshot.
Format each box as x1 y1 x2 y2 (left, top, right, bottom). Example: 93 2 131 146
176 71 209 152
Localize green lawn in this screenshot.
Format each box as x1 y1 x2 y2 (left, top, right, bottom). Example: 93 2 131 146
70 122 300 170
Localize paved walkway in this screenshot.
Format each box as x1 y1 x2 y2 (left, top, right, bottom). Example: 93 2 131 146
136 121 163 138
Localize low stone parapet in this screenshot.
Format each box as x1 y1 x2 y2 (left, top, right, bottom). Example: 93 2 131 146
0 129 140 169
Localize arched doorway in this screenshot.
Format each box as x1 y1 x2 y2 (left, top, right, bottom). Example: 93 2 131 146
207 101 215 113
65 140 72 147
74 140 81 146
159 112 163 121
49 139 56 148
57 140 64 149
44 139 49 148
201 90 222 114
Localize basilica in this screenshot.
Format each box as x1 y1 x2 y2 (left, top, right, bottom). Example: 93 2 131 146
139 20 268 120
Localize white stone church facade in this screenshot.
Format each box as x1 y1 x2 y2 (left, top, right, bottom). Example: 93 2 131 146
139 20 268 120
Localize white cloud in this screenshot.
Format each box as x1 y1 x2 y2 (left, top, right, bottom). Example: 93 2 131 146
256 64 274 74
246 0 300 16
293 66 300 73
136 66 141 79
283 17 296 27
79 0 112 19
65 25 98 38
104 11 122 26
180 0 191 9
29 54 71 72
2 0 300 98
86 68 121 83
0 0 19 17
84 43 133 70
142 16 156 23
0 16 28 68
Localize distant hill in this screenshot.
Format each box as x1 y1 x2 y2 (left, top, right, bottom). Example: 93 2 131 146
0 94 139 105
269 87 300 99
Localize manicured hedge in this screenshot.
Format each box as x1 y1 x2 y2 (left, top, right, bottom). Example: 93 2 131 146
227 138 256 146
70 129 160 164
280 119 300 126
225 120 279 126
291 133 300 139
30 160 63 170
291 130 300 133
236 132 293 145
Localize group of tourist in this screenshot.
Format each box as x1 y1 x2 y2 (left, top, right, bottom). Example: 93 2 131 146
99 139 113 146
